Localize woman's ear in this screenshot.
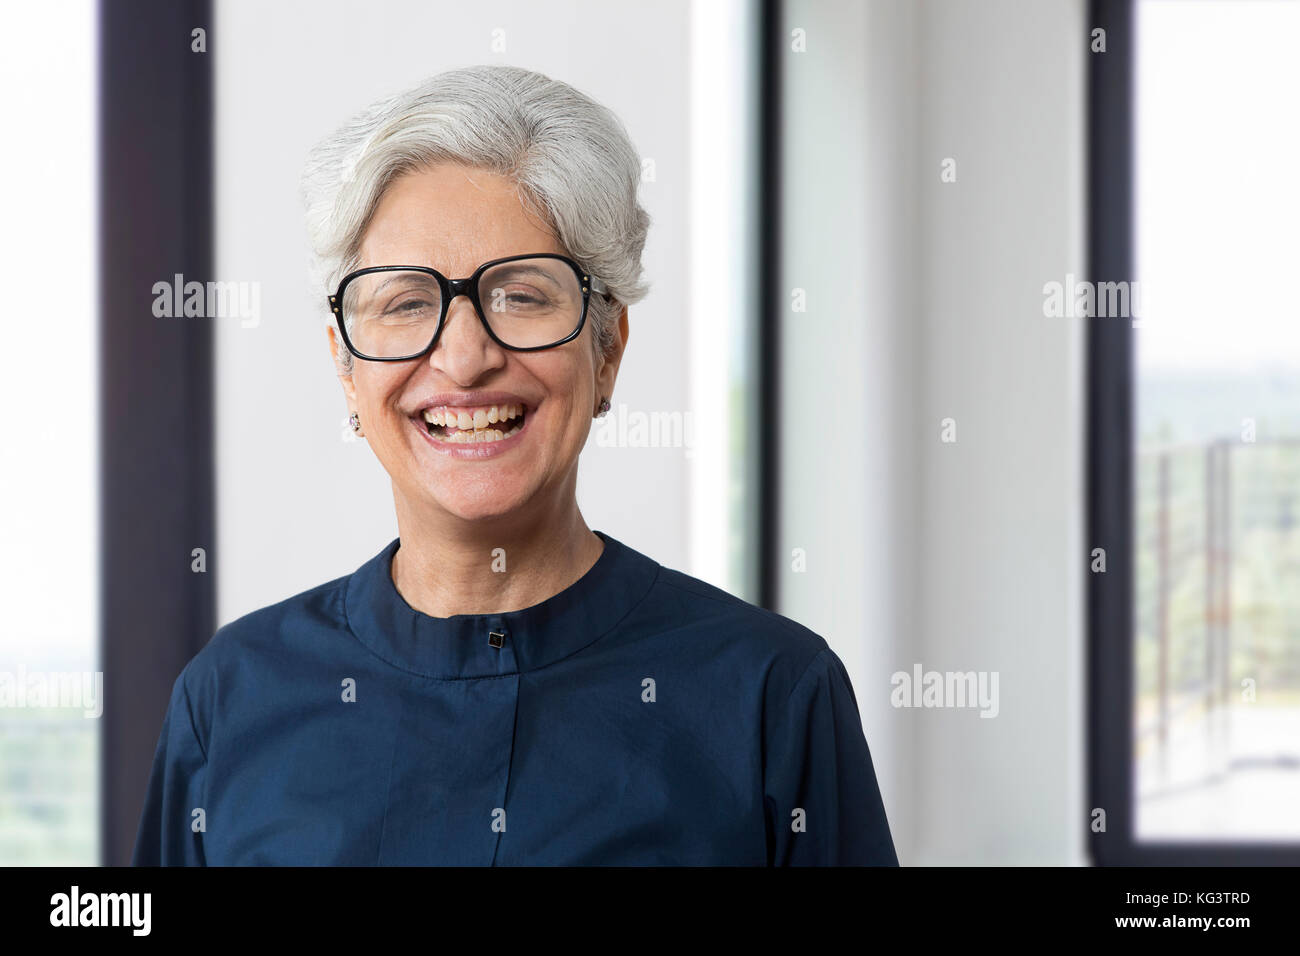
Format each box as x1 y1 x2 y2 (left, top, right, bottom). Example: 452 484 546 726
595 304 629 408
327 326 358 406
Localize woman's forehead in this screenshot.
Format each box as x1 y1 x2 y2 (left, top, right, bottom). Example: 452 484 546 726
357 167 563 271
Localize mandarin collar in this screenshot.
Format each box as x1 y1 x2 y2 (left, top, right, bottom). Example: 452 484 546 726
344 530 659 679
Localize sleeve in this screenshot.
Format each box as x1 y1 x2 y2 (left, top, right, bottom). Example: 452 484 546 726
762 646 898 866
131 667 208 866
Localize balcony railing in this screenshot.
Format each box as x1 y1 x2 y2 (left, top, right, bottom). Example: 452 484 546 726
1135 437 1300 760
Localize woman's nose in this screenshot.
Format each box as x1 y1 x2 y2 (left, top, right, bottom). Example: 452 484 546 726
428 294 505 379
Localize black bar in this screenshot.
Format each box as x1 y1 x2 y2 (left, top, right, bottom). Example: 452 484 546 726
7 865 1287 938
98 0 215 866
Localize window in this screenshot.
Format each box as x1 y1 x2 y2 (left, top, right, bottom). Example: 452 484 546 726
1133 0 1300 843
1090 0 1300 864
0 0 99 865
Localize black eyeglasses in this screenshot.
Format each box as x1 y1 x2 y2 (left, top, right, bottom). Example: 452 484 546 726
328 253 607 361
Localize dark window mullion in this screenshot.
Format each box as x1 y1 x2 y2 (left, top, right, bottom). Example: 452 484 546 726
99 0 215 867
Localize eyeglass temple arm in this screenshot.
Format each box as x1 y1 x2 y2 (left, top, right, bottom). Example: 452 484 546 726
589 275 608 296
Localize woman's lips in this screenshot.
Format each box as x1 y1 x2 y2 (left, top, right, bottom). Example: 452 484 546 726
420 402 525 442
410 402 531 457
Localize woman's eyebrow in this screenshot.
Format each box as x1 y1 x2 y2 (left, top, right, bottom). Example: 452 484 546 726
368 272 437 295
487 264 562 284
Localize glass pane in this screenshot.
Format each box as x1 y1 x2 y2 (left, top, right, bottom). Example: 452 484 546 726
0 0 99 864
344 270 443 357
1134 0 1300 842
479 257 583 347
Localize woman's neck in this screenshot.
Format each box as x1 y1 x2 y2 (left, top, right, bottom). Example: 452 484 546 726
388 498 605 619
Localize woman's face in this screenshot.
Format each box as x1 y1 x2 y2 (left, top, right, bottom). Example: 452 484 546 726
330 163 626 525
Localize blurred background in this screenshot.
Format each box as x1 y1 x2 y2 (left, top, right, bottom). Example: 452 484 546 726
1 0 1296 866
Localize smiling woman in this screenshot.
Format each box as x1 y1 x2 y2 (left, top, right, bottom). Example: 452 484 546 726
131 64 898 866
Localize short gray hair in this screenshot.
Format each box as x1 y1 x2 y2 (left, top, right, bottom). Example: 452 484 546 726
301 64 651 373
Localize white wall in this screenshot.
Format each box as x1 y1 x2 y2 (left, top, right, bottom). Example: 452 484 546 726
779 0 1087 865
214 0 701 620
777 0 921 864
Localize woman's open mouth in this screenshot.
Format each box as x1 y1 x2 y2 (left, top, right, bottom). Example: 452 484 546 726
419 403 527 444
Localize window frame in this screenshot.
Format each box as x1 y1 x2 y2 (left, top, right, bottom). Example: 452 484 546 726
1086 0 1300 866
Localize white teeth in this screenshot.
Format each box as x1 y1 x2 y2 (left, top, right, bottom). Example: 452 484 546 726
420 402 526 443
433 422 522 444
422 404 522 427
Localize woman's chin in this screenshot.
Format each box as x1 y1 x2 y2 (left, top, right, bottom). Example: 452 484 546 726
429 489 529 524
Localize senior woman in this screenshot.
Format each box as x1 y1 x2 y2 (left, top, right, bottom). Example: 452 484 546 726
132 65 897 866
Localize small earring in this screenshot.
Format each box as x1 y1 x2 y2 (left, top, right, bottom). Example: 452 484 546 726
349 411 362 434
596 398 611 418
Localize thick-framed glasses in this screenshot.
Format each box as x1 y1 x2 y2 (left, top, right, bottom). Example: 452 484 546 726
328 253 607 361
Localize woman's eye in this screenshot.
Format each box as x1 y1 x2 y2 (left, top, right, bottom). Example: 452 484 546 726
388 298 436 315
505 288 550 308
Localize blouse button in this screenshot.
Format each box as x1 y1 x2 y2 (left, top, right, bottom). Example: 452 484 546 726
488 629 506 649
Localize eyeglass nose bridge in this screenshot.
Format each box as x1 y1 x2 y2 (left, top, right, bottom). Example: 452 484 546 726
446 275 475 299
430 274 492 348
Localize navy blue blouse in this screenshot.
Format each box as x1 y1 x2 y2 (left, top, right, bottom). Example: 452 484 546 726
132 531 897 865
